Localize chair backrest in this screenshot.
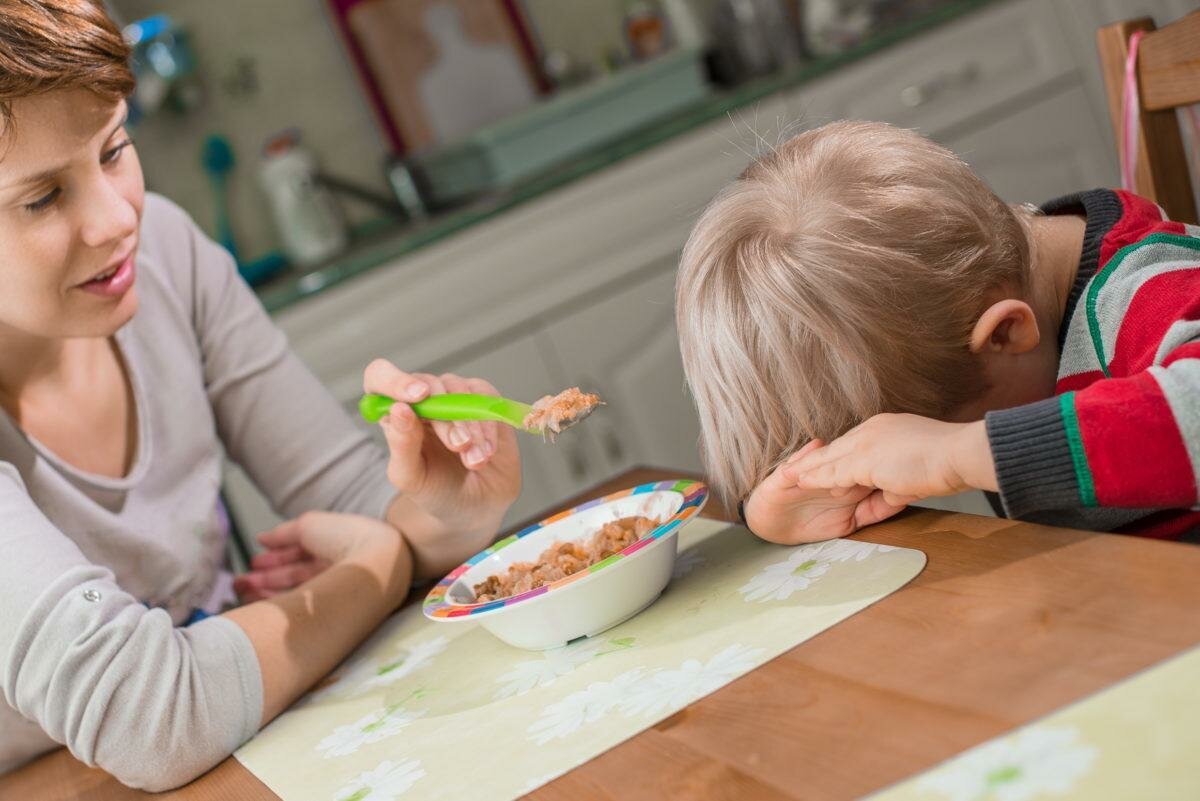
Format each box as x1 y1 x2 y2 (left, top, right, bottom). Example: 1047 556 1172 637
1097 11 1200 224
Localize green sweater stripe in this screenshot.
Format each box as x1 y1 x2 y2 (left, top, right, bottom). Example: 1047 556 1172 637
1086 233 1200 378
1059 391 1097 507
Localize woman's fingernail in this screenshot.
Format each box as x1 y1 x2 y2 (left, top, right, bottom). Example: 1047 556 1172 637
404 382 427 401
449 426 468 447
466 445 486 465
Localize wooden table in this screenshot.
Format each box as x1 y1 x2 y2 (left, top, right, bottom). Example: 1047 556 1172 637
6 466 1200 800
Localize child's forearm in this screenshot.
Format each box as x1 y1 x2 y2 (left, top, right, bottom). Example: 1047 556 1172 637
951 420 999 493
224 535 413 726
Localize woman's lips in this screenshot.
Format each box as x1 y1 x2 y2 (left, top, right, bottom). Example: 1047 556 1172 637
78 254 135 297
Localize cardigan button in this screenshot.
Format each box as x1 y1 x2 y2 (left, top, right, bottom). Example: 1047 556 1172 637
82 589 102 603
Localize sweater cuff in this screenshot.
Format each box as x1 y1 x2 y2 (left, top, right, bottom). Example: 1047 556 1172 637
985 396 1083 518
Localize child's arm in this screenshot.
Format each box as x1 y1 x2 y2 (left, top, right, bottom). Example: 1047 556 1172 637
984 348 1200 516
784 347 1200 515
790 233 1200 517
743 441 908 543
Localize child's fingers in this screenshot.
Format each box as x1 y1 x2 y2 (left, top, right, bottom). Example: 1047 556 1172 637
853 490 908 529
784 439 825 465
882 491 919 507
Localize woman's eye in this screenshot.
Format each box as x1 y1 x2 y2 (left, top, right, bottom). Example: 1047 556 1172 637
24 187 61 212
101 139 132 165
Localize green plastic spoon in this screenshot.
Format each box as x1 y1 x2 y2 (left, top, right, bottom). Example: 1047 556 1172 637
360 390 602 437
359 393 538 431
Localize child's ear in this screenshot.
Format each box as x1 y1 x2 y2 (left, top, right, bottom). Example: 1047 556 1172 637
969 299 1040 355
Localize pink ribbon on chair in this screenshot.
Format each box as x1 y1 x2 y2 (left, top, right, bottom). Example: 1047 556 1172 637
1121 30 1145 191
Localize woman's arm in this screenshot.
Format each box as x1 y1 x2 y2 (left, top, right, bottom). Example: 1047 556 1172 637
0 466 410 791
224 512 412 725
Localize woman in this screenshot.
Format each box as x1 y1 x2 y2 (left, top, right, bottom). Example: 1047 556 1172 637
0 0 520 789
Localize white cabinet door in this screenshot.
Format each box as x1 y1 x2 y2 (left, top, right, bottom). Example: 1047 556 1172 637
437 333 596 528
540 264 703 479
945 84 1117 204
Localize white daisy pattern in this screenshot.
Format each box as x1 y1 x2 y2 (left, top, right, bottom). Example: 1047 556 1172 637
672 547 707 579
332 759 425 801
739 544 833 602
816 538 897 562
312 636 448 701
526 668 646 745
494 636 635 700
618 644 765 717
915 725 1098 801
494 639 604 700
315 703 426 758
526 644 766 744
354 636 449 694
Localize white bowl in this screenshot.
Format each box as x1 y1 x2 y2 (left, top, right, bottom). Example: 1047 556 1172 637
423 479 708 650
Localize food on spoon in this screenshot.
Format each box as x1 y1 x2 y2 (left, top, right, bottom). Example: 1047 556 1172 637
522 387 603 439
474 515 660 601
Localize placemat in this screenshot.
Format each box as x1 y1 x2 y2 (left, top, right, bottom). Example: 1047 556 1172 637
236 518 926 801
867 644 1200 801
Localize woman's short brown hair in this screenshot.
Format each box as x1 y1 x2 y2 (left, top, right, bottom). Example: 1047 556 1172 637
0 0 134 133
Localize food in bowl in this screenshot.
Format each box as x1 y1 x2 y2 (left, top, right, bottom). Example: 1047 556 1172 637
523 387 602 438
423 479 708 650
473 516 660 601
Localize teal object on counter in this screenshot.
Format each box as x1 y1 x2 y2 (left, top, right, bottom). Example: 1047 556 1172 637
408 48 708 205
200 134 240 263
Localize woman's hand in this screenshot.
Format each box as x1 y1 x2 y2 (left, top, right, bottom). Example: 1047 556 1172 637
743 441 909 544
363 359 521 579
233 511 408 604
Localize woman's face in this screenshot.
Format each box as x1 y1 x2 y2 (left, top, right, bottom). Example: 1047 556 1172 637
0 89 143 341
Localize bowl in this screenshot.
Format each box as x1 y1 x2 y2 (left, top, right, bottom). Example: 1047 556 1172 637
422 479 708 650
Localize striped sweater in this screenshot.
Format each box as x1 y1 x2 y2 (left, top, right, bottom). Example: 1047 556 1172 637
985 189 1200 541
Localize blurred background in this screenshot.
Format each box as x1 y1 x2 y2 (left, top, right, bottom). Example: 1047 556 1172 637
103 0 1200 536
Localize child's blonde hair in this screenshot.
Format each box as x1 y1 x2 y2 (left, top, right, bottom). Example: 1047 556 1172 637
676 120 1031 506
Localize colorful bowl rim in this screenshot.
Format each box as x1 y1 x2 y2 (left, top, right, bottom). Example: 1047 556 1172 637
422 479 708 620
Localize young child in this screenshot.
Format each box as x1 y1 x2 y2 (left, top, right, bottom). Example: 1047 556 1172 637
676 119 1200 544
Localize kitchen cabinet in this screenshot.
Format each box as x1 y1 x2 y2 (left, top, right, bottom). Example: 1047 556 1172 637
223 0 1177 542
537 263 701 480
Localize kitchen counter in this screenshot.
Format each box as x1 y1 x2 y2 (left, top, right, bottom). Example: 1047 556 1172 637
254 0 996 314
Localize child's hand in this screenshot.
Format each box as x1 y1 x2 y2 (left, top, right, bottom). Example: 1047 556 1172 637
786 414 998 500
743 441 909 544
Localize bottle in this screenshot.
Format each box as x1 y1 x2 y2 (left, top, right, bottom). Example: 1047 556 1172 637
258 130 348 268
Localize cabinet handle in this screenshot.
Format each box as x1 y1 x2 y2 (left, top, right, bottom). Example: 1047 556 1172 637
604 429 625 463
567 446 588 482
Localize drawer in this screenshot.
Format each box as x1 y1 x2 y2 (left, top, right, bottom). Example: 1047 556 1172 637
785 0 1077 137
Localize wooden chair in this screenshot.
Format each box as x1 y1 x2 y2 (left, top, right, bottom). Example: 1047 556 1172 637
1097 11 1200 224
